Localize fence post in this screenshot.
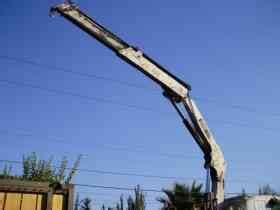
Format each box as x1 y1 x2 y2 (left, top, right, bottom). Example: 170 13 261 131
46 188 53 210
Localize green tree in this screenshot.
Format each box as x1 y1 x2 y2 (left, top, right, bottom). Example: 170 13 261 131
120 195 124 210
127 195 135 210
258 185 278 195
105 185 145 210
267 197 280 210
65 154 82 184
271 199 280 210
22 153 54 182
74 193 80 210
0 152 81 184
116 203 121 210
0 164 13 179
80 198 92 210
133 185 145 210
126 185 145 210
241 188 247 197
158 181 203 210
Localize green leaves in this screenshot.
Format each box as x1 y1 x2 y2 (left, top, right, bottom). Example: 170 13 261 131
22 152 54 182
0 164 13 179
258 184 279 196
65 154 82 184
133 185 146 210
80 198 92 210
158 181 204 210
0 152 81 184
104 185 146 210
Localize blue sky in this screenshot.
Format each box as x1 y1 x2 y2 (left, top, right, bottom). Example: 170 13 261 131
0 0 280 209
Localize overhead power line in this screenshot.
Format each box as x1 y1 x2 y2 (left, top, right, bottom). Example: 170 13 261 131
0 159 270 184
0 78 279 134
0 79 155 112
0 181 264 196
1 55 279 118
0 55 150 90
75 183 162 193
0 129 199 160
1 128 278 165
0 159 202 181
3 128 280 176
74 183 260 196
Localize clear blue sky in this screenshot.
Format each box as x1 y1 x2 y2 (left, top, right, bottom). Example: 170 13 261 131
1 0 279 209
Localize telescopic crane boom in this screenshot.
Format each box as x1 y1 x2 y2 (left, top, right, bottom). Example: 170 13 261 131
50 3 226 208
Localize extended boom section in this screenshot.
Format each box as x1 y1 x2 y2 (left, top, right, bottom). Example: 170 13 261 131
51 3 190 100
51 3 226 209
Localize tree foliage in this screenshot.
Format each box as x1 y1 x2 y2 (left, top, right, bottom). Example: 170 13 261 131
103 185 145 210
272 203 280 210
158 181 204 210
129 185 145 210
74 193 80 210
0 152 82 184
0 164 13 180
258 184 279 196
80 198 92 210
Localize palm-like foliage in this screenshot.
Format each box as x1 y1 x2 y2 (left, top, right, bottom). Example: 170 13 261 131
104 185 145 210
158 181 204 210
80 198 92 210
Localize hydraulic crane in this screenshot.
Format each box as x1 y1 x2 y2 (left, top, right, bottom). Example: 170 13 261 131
50 2 226 209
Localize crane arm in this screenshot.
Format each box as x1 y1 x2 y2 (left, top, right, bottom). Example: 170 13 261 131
50 3 190 101
50 3 226 206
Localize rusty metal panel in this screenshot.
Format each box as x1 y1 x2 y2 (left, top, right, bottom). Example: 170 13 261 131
4 193 21 210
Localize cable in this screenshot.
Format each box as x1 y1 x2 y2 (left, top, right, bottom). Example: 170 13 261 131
0 159 271 195
0 55 150 91
0 79 279 134
0 125 278 172
0 159 273 184
0 181 265 197
210 119 279 134
75 183 162 193
1 128 277 166
194 96 280 118
73 168 200 181
1 125 279 174
77 190 259 198
0 79 156 112
0 129 199 160
1 55 279 118
0 159 202 181
74 183 262 196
